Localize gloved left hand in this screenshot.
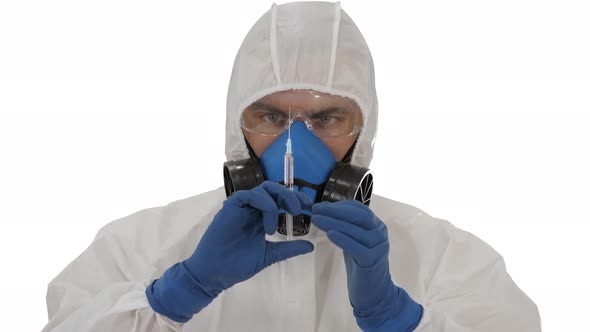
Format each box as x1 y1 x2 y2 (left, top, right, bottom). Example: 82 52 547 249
311 200 424 332
146 181 314 323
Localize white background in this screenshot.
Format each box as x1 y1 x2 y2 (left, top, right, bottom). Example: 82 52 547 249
1 0 588 331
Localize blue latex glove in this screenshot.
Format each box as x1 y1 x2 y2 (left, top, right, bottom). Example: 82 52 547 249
146 181 314 322
312 200 424 332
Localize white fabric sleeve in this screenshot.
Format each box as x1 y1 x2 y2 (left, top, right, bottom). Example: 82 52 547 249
41 223 185 331
410 219 541 332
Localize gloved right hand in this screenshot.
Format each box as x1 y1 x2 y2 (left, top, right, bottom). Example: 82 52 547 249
146 181 314 323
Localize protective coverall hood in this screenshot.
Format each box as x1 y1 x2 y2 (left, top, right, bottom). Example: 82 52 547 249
226 1 377 169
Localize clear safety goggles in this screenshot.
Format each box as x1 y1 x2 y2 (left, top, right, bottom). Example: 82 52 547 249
241 89 363 137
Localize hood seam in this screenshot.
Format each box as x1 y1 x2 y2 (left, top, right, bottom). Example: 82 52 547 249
327 1 341 87
270 3 282 84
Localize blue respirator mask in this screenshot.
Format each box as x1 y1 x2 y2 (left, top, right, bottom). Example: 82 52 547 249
223 121 373 237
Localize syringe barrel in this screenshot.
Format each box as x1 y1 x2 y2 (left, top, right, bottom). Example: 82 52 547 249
284 153 294 190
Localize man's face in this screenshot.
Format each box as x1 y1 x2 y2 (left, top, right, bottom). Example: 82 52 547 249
241 89 361 161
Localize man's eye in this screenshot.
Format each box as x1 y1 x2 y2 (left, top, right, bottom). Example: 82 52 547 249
317 116 335 124
263 112 284 123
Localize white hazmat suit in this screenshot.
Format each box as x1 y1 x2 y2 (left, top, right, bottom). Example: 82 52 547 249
43 1 541 331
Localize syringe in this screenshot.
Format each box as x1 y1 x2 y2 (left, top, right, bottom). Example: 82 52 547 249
284 110 294 240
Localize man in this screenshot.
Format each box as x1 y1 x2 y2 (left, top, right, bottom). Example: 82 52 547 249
42 2 541 331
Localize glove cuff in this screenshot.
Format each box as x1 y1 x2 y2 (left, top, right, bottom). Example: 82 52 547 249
377 289 424 332
145 261 220 323
355 285 424 332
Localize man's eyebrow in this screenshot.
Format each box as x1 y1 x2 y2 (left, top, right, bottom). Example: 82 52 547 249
311 107 348 116
249 102 284 113
250 102 348 115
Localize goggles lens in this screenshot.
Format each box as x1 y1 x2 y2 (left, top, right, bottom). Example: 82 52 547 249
241 90 362 137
